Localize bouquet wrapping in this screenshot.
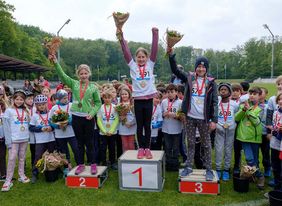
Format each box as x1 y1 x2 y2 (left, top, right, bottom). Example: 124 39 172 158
51 109 69 130
115 103 132 125
165 29 184 53
112 12 129 40
36 151 68 172
43 36 62 57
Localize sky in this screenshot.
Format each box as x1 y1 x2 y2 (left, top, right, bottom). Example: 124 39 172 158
6 0 282 51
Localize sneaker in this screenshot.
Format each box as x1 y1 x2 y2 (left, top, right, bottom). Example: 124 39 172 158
264 168 271 177
1 182 13 192
257 176 265 189
222 171 230 181
0 176 6 182
216 170 222 179
18 176 30 183
63 168 69 178
90 164 97 175
206 170 214 181
144 148 153 159
181 167 193 177
137 148 144 159
31 174 37 184
75 164 85 175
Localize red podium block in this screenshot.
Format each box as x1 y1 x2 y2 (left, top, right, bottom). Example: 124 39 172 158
66 166 108 189
179 169 220 195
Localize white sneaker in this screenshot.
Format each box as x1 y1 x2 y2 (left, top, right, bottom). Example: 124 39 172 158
18 176 30 183
1 182 13 192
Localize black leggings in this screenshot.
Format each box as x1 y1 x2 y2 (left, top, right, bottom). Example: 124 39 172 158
134 99 153 149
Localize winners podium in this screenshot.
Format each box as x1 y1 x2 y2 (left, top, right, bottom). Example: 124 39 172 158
118 150 165 192
66 166 108 189
179 169 220 195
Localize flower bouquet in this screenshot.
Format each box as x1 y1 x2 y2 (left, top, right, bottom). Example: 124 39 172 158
51 109 69 131
43 36 62 57
112 12 130 40
165 29 184 55
115 103 131 125
176 109 186 122
240 165 257 179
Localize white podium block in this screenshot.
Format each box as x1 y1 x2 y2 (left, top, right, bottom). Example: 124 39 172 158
118 150 165 192
66 166 108 189
179 169 220 195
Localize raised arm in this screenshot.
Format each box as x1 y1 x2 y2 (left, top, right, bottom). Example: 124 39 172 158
168 53 188 83
118 32 133 64
150 27 159 62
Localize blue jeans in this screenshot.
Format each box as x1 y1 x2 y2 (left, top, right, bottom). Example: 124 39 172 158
242 142 263 177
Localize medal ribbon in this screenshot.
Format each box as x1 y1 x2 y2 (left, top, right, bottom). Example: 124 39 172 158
38 112 49 126
138 64 146 79
58 104 69 113
79 81 89 102
167 99 175 112
104 104 112 122
275 112 281 129
152 105 157 117
15 108 24 126
195 76 206 96
220 101 230 123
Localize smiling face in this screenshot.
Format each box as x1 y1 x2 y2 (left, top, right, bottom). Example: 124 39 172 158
42 88 50 97
135 50 148 66
277 80 282 94
195 64 207 77
36 103 47 112
78 69 90 82
120 90 129 102
25 96 34 107
14 96 25 107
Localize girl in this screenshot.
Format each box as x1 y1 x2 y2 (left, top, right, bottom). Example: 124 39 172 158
22 79 33 92
2 90 30 192
49 89 79 173
117 26 159 159
29 94 56 183
41 87 52 110
270 93 282 191
118 87 136 152
97 90 119 168
0 98 7 181
49 55 101 175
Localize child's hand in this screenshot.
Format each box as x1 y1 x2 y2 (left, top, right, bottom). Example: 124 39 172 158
244 101 250 110
168 112 176 119
152 27 158 32
46 126 53 132
209 122 216 131
48 54 57 64
163 112 169 118
86 115 93 120
267 133 272 141
125 123 131 128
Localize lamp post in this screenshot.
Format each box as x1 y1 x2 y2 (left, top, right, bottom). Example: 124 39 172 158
263 24 275 79
57 19 71 63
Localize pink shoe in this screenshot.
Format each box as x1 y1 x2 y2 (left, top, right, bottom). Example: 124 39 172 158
91 164 97 175
145 148 153 159
75 164 85 175
137 148 144 159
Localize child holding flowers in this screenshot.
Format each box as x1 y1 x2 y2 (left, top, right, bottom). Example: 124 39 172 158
115 15 159 159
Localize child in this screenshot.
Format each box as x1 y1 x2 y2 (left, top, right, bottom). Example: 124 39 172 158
150 92 163 150
270 93 282 191
0 99 7 181
168 52 218 181
239 81 250 103
49 54 101 176
24 91 36 167
259 87 271 177
97 90 119 169
161 84 183 171
231 84 243 103
215 83 239 181
118 87 136 152
235 87 265 189
41 87 52 110
50 94 57 107
2 90 30 192
29 94 56 183
117 25 159 159
49 89 80 173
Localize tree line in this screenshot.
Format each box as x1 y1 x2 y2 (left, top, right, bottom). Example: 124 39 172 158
1 0 282 82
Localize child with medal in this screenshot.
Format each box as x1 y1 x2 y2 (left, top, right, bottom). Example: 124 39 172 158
2 90 30 192
97 90 119 168
0 93 7 183
116 17 159 159
49 54 101 176
215 83 239 181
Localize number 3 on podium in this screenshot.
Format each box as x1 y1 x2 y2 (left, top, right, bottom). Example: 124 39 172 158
131 167 142 187
195 182 203 193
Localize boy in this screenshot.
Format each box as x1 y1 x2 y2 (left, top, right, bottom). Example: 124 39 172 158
235 87 264 189
239 81 250 103
215 83 239 181
161 84 182 171
169 53 218 181
231 84 243 103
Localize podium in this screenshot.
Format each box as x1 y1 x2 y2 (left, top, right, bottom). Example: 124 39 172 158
179 169 220 195
66 166 108 189
118 150 165 192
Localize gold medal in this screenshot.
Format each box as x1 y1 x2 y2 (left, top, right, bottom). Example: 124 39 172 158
106 123 111 128
78 103 82 108
20 125 25 131
223 123 229 129
140 81 147 88
196 99 203 105
0 118 2 126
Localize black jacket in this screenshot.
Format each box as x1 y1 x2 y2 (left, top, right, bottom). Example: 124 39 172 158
169 54 218 123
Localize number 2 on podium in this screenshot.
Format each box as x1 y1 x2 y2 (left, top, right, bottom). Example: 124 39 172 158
131 167 143 186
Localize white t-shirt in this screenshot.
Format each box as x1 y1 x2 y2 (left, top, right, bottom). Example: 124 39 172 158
3 108 30 142
268 96 278 111
151 104 163 137
239 93 249 104
188 77 206 120
30 112 55 144
128 59 157 97
271 110 282 151
161 98 183 134
217 99 239 129
118 107 136 136
49 103 75 138
97 103 119 135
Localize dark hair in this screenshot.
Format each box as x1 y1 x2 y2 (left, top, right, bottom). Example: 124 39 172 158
249 86 262 95
260 87 268 94
166 83 178 91
50 94 57 101
135 47 148 57
276 93 282 104
157 87 167 94
231 83 243 92
240 81 250 92
177 84 185 94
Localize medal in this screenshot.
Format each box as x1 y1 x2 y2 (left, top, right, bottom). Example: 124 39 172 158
167 99 175 112
223 123 229 129
196 99 203 105
106 123 111 128
0 118 3 126
20 125 25 131
78 103 82 108
138 64 146 79
79 80 89 108
195 76 206 96
104 104 112 128
16 108 26 132
220 101 230 129
140 81 147 88
38 112 49 126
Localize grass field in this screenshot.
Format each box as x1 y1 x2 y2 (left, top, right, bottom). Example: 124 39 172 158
1 82 277 206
